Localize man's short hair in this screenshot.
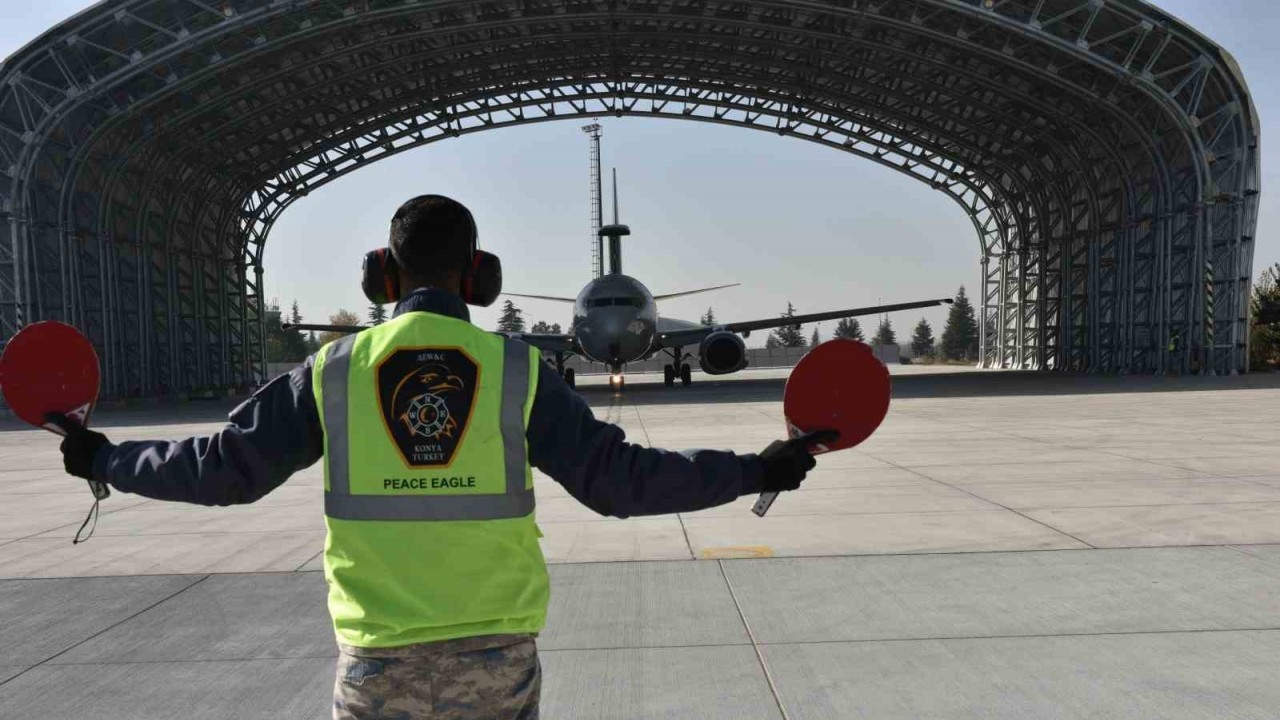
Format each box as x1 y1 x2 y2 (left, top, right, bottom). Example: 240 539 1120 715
388 195 476 282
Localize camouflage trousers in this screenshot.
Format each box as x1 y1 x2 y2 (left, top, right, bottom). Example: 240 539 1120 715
333 633 540 720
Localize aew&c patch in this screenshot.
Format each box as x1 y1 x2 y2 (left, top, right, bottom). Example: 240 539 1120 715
377 348 480 467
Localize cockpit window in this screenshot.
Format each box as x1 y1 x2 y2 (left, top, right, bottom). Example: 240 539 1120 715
587 297 641 309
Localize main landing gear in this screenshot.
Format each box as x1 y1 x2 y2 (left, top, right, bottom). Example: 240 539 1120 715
662 347 692 388
554 352 575 389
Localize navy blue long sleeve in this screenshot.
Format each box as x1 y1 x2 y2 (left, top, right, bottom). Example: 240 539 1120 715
95 361 324 506
96 358 762 515
94 289 764 513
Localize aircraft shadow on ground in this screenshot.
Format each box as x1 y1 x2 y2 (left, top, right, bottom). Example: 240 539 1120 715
577 369 1280 408
3 370 1278 431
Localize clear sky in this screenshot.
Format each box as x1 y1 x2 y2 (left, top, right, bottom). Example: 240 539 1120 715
3 1 1276 346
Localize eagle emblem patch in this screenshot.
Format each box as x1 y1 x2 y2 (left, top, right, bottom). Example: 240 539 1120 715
377 348 480 467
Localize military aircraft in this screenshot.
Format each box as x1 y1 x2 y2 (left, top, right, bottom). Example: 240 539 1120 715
286 180 951 390
500 218 951 390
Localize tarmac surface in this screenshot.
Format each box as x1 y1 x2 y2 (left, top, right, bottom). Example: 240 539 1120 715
3 365 1280 718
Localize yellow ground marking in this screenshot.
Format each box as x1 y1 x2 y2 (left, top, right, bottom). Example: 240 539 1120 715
700 545 774 559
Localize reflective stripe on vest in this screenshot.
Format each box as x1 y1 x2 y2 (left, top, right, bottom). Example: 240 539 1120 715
320 333 534 521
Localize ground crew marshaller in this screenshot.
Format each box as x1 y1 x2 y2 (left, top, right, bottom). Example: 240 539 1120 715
52 195 825 720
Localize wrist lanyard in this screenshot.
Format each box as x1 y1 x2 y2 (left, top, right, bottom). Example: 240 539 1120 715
73 480 110 545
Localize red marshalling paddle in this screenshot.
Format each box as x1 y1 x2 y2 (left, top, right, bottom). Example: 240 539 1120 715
0 321 110 501
753 338 891 516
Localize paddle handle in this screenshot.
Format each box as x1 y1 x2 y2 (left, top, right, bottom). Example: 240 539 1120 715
752 492 780 517
751 430 838 518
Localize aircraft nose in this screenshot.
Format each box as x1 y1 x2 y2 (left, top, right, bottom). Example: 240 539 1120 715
596 309 630 337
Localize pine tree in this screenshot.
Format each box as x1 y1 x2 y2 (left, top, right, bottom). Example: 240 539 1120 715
265 301 286 363
318 309 360 346
530 320 551 334
911 318 935 358
497 299 525 333
833 317 865 341
701 307 717 326
765 335 781 350
769 302 806 348
941 285 979 361
367 303 388 326
873 317 896 346
1251 263 1280 369
275 299 309 361
1255 263 1280 325
810 327 821 346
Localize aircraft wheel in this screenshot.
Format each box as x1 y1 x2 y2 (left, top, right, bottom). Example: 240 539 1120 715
680 363 692 386
564 368 576 389
663 364 675 387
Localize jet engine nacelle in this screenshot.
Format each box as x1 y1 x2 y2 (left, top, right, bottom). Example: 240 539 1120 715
698 331 748 375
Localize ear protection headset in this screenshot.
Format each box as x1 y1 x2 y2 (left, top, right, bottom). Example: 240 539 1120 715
361 199 503 307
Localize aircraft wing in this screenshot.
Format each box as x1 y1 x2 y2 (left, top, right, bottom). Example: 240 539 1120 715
286 322 580 355
496 332 579 355
652 283 740 301
656 298 954 348
503 293 577 303
282 323 366 333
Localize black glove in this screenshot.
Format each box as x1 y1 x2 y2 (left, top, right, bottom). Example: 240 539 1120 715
46 413 110 482
758 430 839 493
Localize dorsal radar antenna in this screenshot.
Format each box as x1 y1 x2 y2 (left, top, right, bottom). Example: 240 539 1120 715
598 166 631 275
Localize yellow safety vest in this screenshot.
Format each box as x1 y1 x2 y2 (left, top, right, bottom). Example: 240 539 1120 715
312 311 548 648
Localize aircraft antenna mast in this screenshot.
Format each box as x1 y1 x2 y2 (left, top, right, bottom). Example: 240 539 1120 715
582 123 604 279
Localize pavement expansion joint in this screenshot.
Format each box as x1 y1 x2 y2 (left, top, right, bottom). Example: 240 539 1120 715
872 453 1100 550
0 575 210 689
718 559 791 720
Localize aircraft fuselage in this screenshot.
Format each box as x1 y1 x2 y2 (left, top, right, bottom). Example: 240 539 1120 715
571 274 658 368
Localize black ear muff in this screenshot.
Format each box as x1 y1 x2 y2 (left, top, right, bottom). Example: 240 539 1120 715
461 250 502 307
361 248 401 304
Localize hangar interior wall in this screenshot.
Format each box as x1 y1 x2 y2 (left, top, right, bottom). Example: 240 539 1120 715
0 0 1261 398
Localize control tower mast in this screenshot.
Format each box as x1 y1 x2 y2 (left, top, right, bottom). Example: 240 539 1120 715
581 123 604 279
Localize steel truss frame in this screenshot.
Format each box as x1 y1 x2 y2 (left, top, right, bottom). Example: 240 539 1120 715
0 0 1260 397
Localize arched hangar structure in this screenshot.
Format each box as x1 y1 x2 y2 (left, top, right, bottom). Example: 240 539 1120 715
0 0 1260 398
